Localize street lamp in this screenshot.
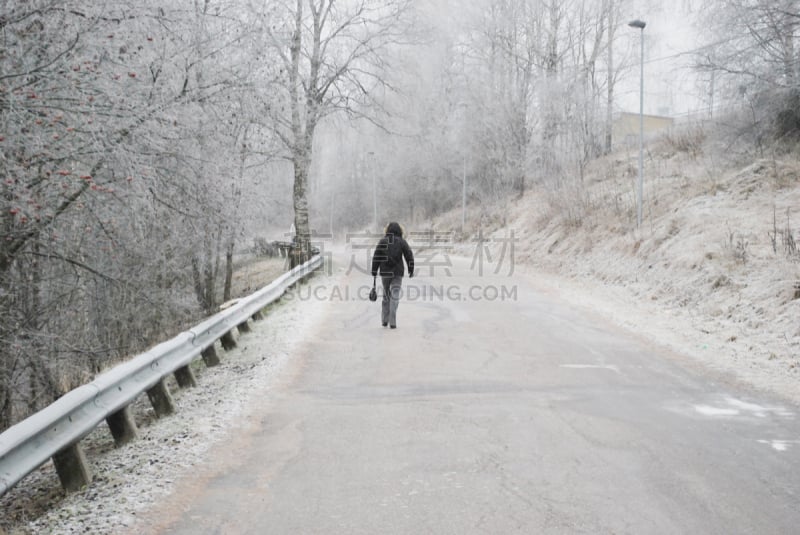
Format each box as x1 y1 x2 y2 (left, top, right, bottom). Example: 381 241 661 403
456 102 469 233
629 18 646 228
462 154 466 232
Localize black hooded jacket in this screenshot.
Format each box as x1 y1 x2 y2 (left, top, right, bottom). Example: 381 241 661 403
371 222 414 278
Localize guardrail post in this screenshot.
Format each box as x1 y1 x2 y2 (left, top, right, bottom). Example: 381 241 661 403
201 346 220 367
252 310 264 321
106 406 138 446
237 320 251 334
220 330 237 350
146 378 175 417
174 365 197 388
52 442 92 493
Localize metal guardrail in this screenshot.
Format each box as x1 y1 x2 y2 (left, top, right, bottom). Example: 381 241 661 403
0 254 323 497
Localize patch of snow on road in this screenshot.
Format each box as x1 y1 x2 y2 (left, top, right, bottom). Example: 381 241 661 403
693 405 740 417
559 364 621 373
692 396 794 418
756 439 799 452
725 397 794 418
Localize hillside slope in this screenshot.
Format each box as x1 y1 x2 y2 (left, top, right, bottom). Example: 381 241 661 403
433 139 800 403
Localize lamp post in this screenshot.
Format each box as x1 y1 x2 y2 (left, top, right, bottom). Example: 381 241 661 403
629 18 646 228
457 102 468 233
462 154 466 232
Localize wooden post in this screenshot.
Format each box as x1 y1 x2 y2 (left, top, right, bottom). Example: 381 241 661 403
237 320 251 334
220 330 237 350
201 346 220 367
106 406 138 446
52 442 92 493
174 365 197 388
146 378 175 417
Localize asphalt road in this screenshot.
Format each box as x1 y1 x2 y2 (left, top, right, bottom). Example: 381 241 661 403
147 254 799 534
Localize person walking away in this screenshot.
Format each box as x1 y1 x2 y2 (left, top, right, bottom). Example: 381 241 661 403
371 222 414 329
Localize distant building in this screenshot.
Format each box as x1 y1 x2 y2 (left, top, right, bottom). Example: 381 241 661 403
613 111 674 148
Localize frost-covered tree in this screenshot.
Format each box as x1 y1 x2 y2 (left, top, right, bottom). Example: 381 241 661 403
248 0 415 264
328 0 630 229
0 0 274 430
697 0 800 139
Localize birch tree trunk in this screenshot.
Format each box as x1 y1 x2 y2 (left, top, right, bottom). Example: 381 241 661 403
605 0 616 153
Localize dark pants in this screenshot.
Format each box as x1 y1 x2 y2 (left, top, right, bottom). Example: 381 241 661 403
381 275 403 327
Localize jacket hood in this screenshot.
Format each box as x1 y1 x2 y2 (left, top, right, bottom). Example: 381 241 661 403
385 222 403 237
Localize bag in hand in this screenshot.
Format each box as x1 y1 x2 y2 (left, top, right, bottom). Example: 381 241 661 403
369 277 378 302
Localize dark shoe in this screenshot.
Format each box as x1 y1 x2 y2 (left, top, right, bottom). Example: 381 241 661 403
382 323 388 327
390 325 397 329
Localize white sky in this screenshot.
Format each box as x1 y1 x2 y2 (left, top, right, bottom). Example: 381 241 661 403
618 0 706 117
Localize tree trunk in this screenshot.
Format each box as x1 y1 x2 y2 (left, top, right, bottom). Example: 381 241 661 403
288 0 312 268
0 375 11 430
192 247 218 314
784 17 796 87
605 0 615 154
223 239 234 302
203 253 215 312
291 147 312 267
191 256 206 308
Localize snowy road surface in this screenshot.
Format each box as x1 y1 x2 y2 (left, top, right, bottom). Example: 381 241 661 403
139 255 799 534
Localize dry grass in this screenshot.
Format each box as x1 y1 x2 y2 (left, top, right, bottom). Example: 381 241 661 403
230 255 287 299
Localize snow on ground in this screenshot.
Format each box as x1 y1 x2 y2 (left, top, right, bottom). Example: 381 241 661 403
434 138 800 405
0 272 335 535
